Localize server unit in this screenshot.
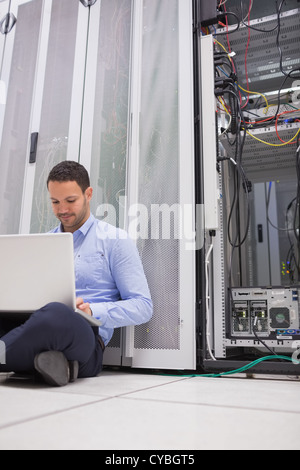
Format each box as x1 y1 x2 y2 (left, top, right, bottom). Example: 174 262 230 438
229 287 300 341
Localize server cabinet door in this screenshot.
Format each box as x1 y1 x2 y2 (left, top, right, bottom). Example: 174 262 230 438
80 0 134 366
82 0 196 370
28 0 89 234
126 0 196 370
0 0 89 234
0 0 22 141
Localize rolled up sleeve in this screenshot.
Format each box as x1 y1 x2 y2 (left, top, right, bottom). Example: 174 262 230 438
90 236 153 344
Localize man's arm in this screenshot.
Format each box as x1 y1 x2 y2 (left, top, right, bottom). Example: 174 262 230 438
89 237 153 329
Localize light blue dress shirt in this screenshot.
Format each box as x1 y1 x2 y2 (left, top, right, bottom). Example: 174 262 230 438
51 214 153 345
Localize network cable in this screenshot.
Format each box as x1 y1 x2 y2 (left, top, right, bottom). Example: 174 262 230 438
160 355 300 378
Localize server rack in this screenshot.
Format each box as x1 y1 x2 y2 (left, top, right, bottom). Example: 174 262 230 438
199 0 300 376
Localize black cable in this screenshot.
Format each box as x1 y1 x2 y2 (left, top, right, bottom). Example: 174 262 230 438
267 70 299 127
293 136 300 278
214 54 235 75
276 0 300 79
229 92 237 134
240 0 282 33
253 318 278 357
220 87 251 248
294 140 300 244
216 11 241 35
216 1 300 294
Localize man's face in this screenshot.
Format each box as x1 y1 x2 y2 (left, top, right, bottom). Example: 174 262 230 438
48 180 93 233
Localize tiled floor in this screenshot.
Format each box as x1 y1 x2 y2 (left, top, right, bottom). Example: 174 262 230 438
0 368 299 450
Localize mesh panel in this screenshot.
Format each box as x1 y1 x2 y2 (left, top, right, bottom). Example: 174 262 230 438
107 327 121 349
89 0 132 228
135 240 180 350
219 9 300 93
134 0 180 351
220 124 299 181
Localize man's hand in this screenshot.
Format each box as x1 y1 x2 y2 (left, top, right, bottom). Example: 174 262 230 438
76 297 92 316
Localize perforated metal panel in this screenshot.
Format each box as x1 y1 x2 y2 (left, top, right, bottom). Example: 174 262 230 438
107 328 121 349
218 9 300 93
220 123 299 182
133 0 180 352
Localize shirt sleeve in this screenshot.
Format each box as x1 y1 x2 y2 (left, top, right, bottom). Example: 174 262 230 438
89 236 153 330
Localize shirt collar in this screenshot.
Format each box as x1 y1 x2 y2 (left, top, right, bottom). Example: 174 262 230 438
58 214 95 236
76 214 95 236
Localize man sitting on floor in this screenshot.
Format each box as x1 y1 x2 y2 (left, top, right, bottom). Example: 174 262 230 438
0 161 153 386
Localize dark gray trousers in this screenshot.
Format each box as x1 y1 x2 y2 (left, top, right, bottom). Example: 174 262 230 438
0 302 103 378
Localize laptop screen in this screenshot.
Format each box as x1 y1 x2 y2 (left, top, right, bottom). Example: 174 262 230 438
0 233 76 313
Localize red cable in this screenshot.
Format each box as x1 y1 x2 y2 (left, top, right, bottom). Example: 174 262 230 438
275 110 300 145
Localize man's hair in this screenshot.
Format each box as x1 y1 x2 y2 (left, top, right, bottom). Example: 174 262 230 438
47 161 90 193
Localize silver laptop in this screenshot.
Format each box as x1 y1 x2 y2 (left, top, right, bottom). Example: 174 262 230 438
0 233 101 327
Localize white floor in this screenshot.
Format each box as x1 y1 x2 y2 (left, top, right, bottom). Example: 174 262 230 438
0 368 300 450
